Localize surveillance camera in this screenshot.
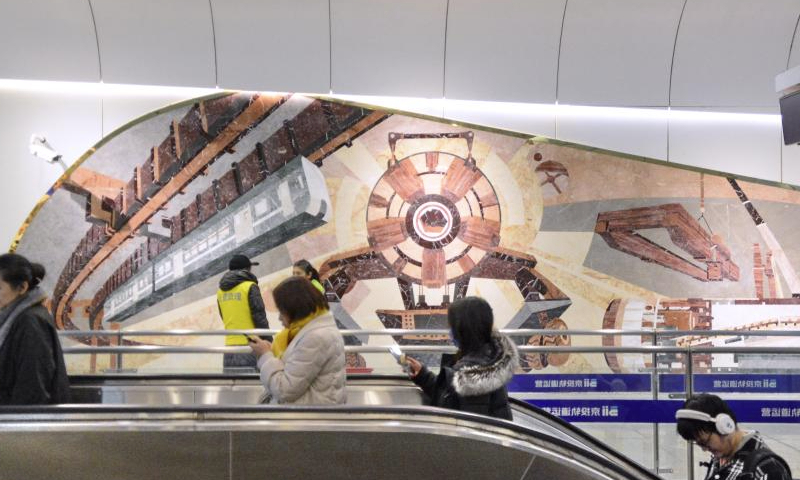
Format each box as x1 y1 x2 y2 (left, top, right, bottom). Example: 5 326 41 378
29 134 62 163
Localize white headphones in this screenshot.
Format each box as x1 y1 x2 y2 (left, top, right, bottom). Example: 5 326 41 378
675 409 736 435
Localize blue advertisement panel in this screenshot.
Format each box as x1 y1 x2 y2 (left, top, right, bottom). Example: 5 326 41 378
524 399 681 423
509 374 651 393
728 400 800 422
523 399 800 423
510 374 800 394
659 374 800 394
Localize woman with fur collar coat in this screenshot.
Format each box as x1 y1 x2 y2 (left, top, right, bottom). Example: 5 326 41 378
407 297 518 420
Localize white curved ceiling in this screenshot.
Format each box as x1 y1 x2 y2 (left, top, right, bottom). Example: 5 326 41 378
0 0 100 82
557 0 684 107
1 0 798 109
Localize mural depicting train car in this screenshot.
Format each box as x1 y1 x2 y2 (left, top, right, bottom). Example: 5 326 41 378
103 155 330 323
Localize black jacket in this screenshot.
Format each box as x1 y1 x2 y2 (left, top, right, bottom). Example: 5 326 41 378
702 432 791 480
413 332 518 420
0 303 70 405
217 269 270 337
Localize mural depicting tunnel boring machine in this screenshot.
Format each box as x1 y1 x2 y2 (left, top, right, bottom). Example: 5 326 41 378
12 91 800 374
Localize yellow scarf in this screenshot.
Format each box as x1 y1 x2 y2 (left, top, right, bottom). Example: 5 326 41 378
271 308 326 359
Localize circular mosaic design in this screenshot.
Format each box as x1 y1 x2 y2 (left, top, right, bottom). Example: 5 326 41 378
366 151 501 286
406 195 460 249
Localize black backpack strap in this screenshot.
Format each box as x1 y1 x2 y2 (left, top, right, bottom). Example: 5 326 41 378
741 448 792 480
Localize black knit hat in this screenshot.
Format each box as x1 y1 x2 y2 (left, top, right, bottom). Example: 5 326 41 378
228 254 258 270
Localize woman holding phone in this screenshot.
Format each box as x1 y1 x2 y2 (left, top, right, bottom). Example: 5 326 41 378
248 276 346 404
405 296 518 420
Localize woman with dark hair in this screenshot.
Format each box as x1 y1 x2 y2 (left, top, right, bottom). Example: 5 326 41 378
292 259 325 294
406 296 518 420
0 253 69 404
249 276 345 404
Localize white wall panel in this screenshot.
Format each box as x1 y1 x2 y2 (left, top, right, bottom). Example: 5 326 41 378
91 0 216 87
669 108 782 181
443 100 556 138
0 91 102 248
558 0 683 107
444 0 564 103
781 143 800 186
102 93 198 136
334 94 446 118
0 0 99 82
671 0 800 107
556 107 668 160
213 0 330 93
789 25 800 70
330 0 447 97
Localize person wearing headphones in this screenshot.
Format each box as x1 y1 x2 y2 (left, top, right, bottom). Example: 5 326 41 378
676 393 791 480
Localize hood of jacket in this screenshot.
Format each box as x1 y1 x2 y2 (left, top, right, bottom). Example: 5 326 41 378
219 270 258 291
451 332 519 397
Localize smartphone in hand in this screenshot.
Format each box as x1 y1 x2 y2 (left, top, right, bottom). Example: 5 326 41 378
389 345 406 365
245 335 258 343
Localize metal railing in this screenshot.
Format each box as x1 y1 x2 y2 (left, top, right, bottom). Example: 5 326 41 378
56 327 800 355
55 327 800 479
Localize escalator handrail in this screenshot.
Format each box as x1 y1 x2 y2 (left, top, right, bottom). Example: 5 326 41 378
509 397 658 479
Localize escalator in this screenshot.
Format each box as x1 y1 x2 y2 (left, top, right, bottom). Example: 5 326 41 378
0 376 661 480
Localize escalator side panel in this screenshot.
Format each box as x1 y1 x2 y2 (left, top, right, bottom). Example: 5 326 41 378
0 431 229 480
233 431 535 480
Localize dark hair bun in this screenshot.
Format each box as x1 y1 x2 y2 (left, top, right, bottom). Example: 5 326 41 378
29 262 46 288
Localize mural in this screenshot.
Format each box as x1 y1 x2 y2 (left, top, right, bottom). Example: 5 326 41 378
13 92 800 374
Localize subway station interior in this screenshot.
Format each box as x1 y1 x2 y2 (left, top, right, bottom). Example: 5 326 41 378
2 1 800 479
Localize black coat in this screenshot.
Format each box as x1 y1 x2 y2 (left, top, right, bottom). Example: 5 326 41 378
0 303 70 405
702 432 791 480
413 332 518 420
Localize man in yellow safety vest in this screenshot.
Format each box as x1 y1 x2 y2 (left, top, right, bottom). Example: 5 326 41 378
217 254 270 370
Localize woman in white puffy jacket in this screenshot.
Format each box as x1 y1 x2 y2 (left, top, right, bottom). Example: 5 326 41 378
249 276 346 405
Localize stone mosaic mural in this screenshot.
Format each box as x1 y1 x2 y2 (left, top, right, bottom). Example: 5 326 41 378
13 92 800 374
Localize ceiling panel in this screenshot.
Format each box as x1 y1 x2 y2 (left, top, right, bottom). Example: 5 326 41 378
0 0 99 81
668 107 782 181
671 0 800 107
788 20 800 71
791 49 800 72
330 0 448 97
213 0 329 93
558 0 684 107
444 0 565 104
91 0 216 87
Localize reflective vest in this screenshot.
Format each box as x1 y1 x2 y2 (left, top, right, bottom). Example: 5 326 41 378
217 280 256 346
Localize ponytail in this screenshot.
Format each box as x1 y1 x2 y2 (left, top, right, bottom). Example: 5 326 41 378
30 262 46 288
